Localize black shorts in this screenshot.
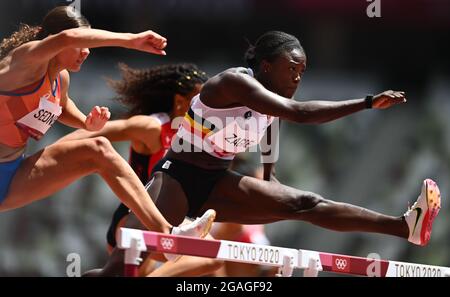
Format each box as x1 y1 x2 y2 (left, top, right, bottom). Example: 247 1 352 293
106 203 130 248
106 157 227 248
151 157 227 218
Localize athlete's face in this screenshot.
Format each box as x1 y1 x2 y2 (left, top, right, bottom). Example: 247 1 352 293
263 48 306 98
54 26 91 72
56 46 90 72
172 83 202 118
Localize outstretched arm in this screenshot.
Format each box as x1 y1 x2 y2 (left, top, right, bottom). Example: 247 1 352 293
219 72 406 124
57 115 162 153
14 28 167 68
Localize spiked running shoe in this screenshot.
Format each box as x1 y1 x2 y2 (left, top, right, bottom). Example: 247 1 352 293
404 179 441 246
164 209 216 261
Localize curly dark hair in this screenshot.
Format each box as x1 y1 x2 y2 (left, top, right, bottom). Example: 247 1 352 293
109 63 209 117
0 6 90 60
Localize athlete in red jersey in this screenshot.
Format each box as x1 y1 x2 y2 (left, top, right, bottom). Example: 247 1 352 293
127 112 177 185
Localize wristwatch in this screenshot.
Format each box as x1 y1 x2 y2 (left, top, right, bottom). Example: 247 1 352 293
365 95 374 109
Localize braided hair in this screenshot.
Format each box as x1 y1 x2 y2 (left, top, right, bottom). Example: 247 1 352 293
109 63 209 117
244 31 305 70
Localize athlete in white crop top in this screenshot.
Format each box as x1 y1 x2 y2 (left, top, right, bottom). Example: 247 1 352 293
177 68 274 160
147 31 440 249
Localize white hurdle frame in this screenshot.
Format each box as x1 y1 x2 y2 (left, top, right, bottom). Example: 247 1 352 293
118 228 450 277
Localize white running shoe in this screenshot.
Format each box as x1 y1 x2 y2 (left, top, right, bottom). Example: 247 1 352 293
404 179 441 246
164 209 216 261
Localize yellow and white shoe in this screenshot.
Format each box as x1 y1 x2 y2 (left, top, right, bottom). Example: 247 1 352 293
165 209 216 261
404 179 441 246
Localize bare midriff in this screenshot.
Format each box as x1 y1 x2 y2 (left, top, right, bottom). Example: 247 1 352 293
0 143 25 162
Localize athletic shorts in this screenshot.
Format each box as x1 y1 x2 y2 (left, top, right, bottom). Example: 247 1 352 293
151 157 227 218
106 157 226 248
106 203 131 249
0 155 24 204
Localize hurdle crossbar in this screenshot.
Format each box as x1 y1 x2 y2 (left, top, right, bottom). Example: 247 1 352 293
118 228 450 277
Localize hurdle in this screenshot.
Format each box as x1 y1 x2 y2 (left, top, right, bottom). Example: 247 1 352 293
118 228 450 277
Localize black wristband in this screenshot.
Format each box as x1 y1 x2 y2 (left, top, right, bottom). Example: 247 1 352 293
365 95 374 109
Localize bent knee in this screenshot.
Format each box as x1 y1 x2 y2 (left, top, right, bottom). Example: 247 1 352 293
90 136 115 155
82 137 118 162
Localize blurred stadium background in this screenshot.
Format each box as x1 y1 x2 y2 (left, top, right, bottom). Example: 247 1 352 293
0 0 449 276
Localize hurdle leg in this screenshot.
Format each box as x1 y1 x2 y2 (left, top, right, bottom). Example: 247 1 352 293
303 257 323 277
298 250 323 277
276 254 295 277
124 238 143 277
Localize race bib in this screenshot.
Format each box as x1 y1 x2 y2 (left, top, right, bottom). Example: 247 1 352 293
16 94 62 140
207 119 263 154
